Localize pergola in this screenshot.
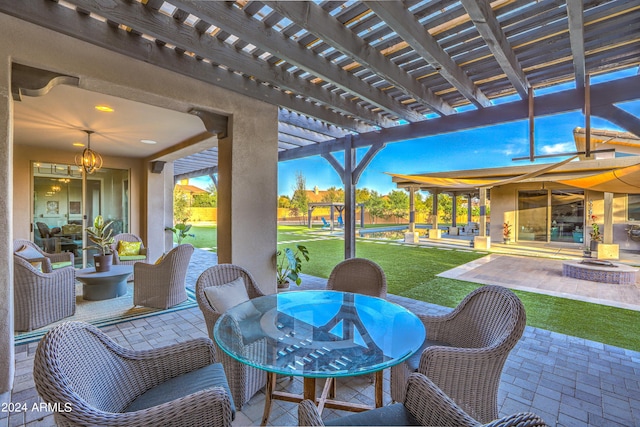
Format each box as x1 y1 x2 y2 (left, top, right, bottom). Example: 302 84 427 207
4 0 640 259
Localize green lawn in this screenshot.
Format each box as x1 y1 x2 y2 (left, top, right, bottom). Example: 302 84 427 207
188 225 640 351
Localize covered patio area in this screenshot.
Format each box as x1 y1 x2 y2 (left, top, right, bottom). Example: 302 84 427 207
5 248 639 427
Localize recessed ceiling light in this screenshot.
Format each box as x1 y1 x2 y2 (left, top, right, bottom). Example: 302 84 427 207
140 139 157 144
95 105 114 112
72 142 85 147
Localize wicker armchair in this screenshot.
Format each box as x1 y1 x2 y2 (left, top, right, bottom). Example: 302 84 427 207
33 321 234 427
13 255 75 331
13 239 74 271
298 372 547 427
112 233 149 265
390 285 526 423
196 264 267 410
326 257 387 297
133 244 194 309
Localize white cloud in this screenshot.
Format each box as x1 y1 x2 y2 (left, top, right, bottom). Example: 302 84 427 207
540 142 575 154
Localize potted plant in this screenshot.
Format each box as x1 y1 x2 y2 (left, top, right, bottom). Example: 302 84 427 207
589 215 602 251
582 245 592 258
503 222 512 244
276 244 310 289
85 215 115 272
165 220 195 245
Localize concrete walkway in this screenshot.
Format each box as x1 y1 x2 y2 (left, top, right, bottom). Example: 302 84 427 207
4 248 640 427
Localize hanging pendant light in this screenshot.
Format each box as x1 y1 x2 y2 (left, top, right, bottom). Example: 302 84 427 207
75 130 103 174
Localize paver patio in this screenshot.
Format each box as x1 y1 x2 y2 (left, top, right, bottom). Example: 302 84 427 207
4 248 640 426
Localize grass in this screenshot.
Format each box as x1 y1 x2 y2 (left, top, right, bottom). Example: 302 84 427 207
190 224 640 351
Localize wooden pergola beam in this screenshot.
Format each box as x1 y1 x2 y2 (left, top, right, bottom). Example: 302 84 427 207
264 0 455 117
279 73 640 161
566 0 586 89
460 0 529 99
172 0 420 126
365 1 491 109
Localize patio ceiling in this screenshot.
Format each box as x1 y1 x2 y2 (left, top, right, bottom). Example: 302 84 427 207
3 0 640 180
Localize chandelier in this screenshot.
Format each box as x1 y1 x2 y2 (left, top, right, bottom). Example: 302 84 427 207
75 130 103 174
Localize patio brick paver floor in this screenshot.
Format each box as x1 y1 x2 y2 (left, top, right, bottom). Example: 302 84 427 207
3 248 640 426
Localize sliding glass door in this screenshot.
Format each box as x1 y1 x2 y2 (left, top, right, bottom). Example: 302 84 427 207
32 162 130 266
517 189 584 243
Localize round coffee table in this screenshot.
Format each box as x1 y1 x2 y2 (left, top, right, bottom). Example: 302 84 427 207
76 265 134 301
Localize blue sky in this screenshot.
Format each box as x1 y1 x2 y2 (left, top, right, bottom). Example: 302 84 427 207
191 69 640 196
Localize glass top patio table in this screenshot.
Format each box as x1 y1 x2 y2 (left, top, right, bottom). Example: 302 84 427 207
213 290 426 379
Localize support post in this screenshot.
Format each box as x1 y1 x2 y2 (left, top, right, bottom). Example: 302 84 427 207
598 192 619 260
343 137 356 258
474 188 491 249
405 186 419 243
428 192 442 239
585 74 591 158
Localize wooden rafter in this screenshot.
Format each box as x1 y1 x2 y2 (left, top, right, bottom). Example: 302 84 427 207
364 1 491 109
566 0 586 89
264 0 456 117
460 0 529 99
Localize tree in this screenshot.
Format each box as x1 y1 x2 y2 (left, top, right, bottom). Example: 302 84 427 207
386 190 409 223
365 190 386 224
173 187 191 223
321 186 344 203
290 171 309 223
278 195 291 209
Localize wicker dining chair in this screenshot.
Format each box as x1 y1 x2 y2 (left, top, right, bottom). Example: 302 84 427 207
13 255 75 331
33 321 234 427
390 285 527 423
133 243 194 309
196 264 267 410
298 372 548 427
326 257 387 297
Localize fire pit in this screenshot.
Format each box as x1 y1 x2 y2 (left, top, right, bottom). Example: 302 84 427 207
562 259 638 285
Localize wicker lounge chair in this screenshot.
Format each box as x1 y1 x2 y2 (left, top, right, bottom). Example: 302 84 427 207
112 233 149 266
33 321 234 427
390 285 526 423
196 264 267 410
326 257 387 297
298 372 547 427
133 243 194 309
13 239 74 270
13 255 75 332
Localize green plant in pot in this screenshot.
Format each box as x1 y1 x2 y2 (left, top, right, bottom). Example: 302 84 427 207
85 215 115 272
165 221 195 245
276 245 310 289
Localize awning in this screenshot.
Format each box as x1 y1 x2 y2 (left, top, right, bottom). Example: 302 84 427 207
558 162 640 193
388 156 576 191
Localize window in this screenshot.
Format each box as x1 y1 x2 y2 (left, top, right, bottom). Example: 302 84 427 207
629 195 640 221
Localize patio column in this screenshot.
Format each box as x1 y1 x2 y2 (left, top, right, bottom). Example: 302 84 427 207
429 192 442 239
598 192 619 260
408 187 416 232
452 194 458 227
217 104 278 291
474 188 491 249
0 49 14 403
467 194 473 225
404 186 419 243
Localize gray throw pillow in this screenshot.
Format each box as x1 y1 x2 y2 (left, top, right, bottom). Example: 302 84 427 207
15 245 45 261
204 277 260 320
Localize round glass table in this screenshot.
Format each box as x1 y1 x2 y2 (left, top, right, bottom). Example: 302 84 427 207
214 290 425 425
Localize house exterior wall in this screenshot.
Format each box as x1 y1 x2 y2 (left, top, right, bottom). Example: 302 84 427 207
490 182 637 249
0 12 278 399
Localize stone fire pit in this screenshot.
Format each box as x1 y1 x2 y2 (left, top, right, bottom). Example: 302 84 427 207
562 259 638 285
